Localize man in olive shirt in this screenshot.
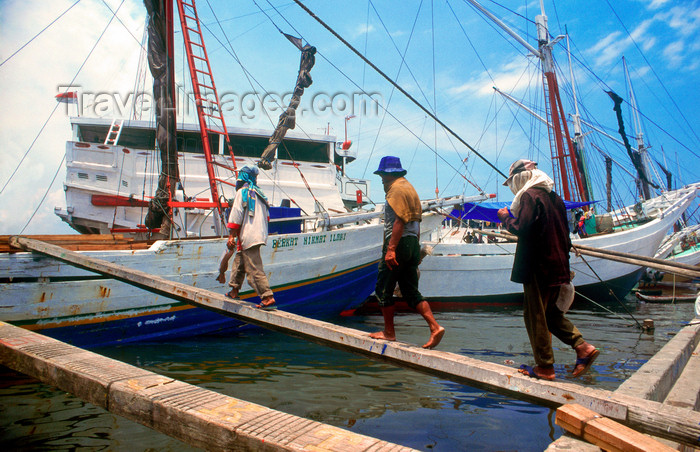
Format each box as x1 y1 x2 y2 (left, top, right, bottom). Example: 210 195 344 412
370 156 445 349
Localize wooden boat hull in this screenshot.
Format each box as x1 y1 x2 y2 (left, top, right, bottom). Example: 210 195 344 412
0 225 382 347
366 191 695 310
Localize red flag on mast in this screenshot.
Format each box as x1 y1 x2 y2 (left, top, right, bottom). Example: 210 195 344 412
55 91 78 103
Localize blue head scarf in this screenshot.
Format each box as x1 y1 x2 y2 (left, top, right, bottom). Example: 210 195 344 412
237 165 268 214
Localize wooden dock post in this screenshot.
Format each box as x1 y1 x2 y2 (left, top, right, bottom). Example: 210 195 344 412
8 236 700 449
0 321 417 451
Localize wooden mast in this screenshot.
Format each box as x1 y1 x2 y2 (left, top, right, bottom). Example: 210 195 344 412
535 10 587 203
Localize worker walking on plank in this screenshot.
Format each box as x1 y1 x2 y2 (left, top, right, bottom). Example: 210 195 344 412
497 159 599 380
369 156 445 349
223 165 276 310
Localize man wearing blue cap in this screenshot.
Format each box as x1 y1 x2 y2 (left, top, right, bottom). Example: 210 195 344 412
223 165 276 310
370 156 445 349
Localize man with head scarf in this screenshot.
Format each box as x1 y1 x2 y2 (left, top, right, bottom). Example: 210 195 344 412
224 165 276 310
497 159 598 380
370 156 445 349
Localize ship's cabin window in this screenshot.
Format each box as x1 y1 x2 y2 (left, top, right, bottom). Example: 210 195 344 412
74 123 330 163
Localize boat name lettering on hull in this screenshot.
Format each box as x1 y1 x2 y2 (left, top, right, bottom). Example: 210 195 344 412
303 234 327 245
272 232 347 249
272 237 299 249
329 232 346 242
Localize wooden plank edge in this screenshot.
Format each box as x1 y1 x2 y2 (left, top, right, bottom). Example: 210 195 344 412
556 404 676 452
0 322 417 452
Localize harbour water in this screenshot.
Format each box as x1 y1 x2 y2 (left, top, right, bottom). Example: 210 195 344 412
1 297 696 451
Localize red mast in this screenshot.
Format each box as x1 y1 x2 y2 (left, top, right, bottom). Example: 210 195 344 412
174 0 238 223
536 13 587 203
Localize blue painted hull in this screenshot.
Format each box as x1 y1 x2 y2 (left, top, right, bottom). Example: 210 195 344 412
14 261 379 348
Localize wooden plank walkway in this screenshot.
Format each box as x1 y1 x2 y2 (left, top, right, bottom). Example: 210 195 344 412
9 236 700 448
0 321 416 451
548 320 700 451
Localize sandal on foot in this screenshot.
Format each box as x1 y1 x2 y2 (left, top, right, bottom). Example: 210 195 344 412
518 364 555 381
224 290 238 300
572 348 600 377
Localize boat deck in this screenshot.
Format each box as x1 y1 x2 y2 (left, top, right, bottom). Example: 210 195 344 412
0 234 153 253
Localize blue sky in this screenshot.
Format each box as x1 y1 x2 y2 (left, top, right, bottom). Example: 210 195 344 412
1 0 698 234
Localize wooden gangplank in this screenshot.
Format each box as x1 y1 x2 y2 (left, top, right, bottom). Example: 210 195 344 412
549 320 700 450
0 321 416 451
9 236 700 448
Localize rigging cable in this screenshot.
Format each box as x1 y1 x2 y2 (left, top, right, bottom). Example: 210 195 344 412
603 0 700 148
291 0 508 180
1 0 126 198
20 156 66 234
360 0 426 179
431 0 439 197
270 1 494 192
0 0 82 68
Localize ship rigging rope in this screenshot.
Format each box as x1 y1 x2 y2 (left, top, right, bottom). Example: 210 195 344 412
0 0 126 200
204 0 320 215
290 0 508 181
0 0 82 68
604 0 700 148
264 1 489 198
20 156 66 234
359 0 427 180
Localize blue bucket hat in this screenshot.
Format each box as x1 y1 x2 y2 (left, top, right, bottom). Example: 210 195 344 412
373 156 407 177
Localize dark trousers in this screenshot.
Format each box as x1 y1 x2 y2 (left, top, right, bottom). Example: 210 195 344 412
523 278 584 367
375 236 423 308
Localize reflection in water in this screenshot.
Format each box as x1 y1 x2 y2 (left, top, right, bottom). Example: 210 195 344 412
1 300 695 451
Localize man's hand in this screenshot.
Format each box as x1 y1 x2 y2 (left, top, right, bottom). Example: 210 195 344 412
385 248 398 270
497 207 510 222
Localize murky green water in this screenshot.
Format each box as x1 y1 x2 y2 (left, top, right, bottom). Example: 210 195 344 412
1 298 695 451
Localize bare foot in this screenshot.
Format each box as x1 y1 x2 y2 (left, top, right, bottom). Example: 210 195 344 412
369 331 396 341
422 326 445 349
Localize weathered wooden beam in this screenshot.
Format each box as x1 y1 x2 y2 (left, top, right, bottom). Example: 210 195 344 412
573 244 700 279
9 236 700 448
616 322 700 402
556 404 675 452
0 321 416 451
661 339 700 411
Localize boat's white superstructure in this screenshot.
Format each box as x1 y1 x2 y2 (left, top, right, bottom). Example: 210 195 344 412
53 117 372 238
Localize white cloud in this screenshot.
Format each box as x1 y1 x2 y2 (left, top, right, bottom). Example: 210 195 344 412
0 0 145 234
662 40 685 67
646 0 671 10
352 23 375 40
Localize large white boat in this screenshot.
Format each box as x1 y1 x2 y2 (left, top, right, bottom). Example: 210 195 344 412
53 117 372 238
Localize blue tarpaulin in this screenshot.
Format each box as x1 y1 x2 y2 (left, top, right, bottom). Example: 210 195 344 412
448 200 597 224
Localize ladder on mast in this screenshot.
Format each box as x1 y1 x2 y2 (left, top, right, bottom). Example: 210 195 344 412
175 0 238 220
